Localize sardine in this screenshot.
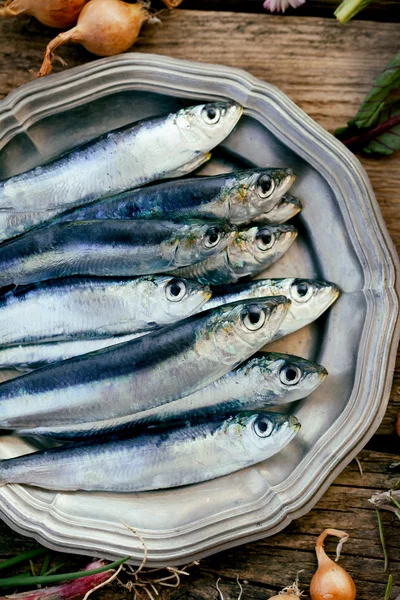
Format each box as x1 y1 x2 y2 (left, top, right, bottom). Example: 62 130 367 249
19 353 325 440
54 168 295 226
204 278 340 339
0 220 235 287
0 297 290 430
252 193 302 225
0 412 300 492
0 334 140 371
170 224 297 285
0 275 210 346
0 102 242 242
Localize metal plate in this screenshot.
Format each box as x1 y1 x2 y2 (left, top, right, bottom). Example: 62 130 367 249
0 54 398 566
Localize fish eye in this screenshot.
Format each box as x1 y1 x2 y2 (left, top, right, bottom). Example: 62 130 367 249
204 226 222 248
279 364 302 386
290 281 313 303
242 306 266 331
253 416 274 438
201 106 221 124
257 174 275 198
165 279 186 302
256 229 275 251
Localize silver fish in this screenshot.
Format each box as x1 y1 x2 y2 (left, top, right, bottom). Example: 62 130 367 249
0 335 140 371
0 297 290 430
170 224 297 285
252 193 302 224
19 353 325 440
0 276 211 346
0 102 242 242
204 278 340 340
0 412 300 492
54 168 295 226
0 220 235 287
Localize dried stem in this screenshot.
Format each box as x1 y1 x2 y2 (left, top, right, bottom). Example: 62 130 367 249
315 528 349 562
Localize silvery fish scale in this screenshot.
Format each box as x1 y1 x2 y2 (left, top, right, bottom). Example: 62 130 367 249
0 54 398 566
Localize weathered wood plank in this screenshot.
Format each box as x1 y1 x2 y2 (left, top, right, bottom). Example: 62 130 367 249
0 451 398 599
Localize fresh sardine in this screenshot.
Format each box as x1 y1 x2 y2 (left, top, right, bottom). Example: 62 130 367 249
170 224 297 285
204 278 340 340
0 220 235 287
0 276 211 346
54 168 295 226
0 297 290 430
0 102 242 242
0 412 300 492
0 334 140 371
252 193 302 224
19 353 325 439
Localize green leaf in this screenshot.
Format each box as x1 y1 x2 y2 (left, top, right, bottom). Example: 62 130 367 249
351 49 400 129
362 101 400 156
337 100 400 156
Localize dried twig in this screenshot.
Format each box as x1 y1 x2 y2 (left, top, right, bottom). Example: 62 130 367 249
355 457 363 477
118 522 199 599
81 564 124 600
121 522 148 576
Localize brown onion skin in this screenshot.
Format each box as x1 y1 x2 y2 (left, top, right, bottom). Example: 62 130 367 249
38 0 150 76
73 0 149 56
310 530 356 600
0 0 88 28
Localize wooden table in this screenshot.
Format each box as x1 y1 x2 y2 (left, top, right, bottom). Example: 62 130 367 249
0 5 400 599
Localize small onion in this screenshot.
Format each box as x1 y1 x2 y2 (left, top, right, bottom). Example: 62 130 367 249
38 0 151 77
310 528 356 600
0 0 88 28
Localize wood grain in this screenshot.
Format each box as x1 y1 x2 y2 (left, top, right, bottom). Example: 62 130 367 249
0 11 399 600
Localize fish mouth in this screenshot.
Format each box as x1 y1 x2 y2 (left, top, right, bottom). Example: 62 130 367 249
318 365 329 381
276 225 298 251
202 289 213 302
318 283 340 311
278 170 296 197
288 415 301 433
224 102 244 128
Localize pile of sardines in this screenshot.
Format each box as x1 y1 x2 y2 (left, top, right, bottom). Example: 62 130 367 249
0 101 339 493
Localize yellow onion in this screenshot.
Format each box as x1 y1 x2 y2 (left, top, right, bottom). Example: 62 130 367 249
0 0 88 28
310 528 356 600
38 0 151 76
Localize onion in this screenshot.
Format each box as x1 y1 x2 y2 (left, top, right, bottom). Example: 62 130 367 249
0 0 88 28
38 0 151 76
161 0 183 8
310 528 356 600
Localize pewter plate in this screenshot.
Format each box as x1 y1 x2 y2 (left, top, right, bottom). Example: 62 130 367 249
0 54 398 565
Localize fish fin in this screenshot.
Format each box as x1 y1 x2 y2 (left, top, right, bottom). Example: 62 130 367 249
164 153 211 179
